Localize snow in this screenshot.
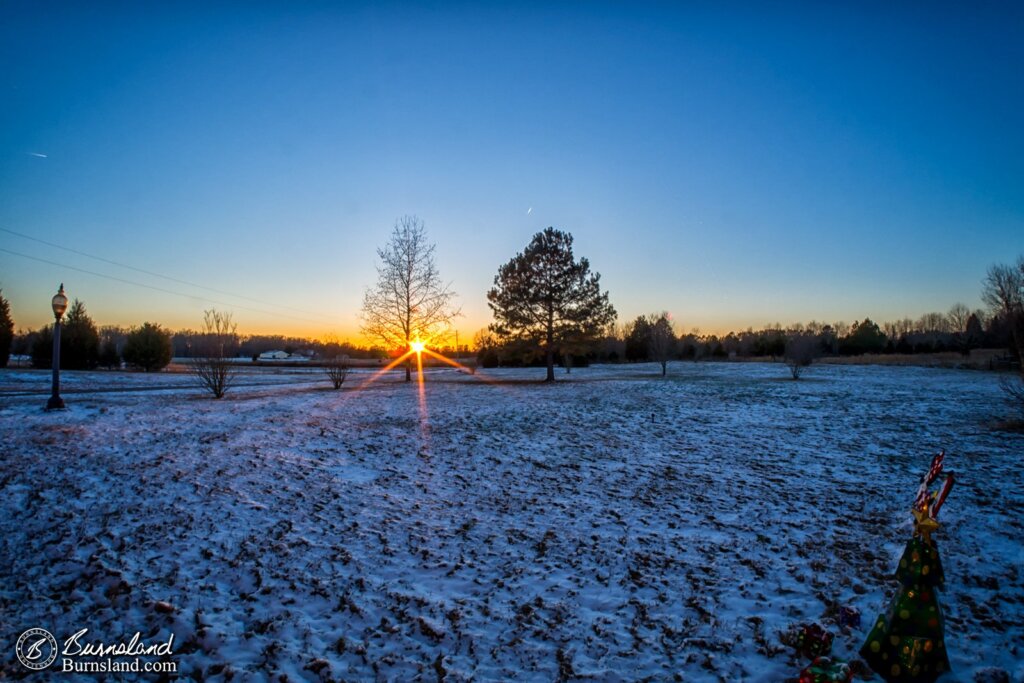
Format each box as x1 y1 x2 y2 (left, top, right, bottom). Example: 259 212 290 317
0 362 1021 681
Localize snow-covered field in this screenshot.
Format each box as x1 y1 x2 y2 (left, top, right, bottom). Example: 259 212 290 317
0 363 1021 681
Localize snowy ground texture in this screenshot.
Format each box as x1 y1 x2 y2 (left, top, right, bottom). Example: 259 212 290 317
1 362 1022 682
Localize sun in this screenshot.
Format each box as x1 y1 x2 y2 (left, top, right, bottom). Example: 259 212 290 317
410 340 425 353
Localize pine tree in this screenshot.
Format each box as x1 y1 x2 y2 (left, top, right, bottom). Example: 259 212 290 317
487 228 616 382
963 313 984 355
624 315 652 362
840 318 887 355
62 299 100 370
0 289 13 368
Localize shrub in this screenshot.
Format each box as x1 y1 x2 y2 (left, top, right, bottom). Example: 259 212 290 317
98 340 121 369
1000 374 1024 420
324 355 349 390
31 326 53 368
189 309 238 398
29 303 101 370
123 323 173 372
785 334 820 379
0 289 12 368
478 348 500 368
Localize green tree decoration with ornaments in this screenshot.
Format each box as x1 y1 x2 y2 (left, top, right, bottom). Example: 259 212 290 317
860 451 955 682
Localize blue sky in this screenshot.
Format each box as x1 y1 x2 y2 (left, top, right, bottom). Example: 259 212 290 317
1 2 1021 341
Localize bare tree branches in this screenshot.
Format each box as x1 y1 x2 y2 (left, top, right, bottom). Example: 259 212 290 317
946 303 971 334
647 313 676 376
189 309 238 399
324 355 349 390
361 216 459 381
982 259 1024 316
999 374 1024 419
785 334 820 380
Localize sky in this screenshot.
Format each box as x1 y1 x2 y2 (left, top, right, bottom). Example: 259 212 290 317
1 2 1022 343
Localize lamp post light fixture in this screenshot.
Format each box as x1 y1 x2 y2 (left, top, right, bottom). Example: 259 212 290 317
46 283 68 411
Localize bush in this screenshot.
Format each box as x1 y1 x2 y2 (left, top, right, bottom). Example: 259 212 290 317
46 299 100 370
839 319 887 355
1000 374 1024 419
189 309 238 398
29 308 101 370
324 355 349 389
477 347 500 368
31 326 54 368
98 340 121 369
785 334 820 379
0 289 12 368
123 323 173 372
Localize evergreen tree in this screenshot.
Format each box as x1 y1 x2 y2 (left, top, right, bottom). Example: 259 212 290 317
963 313 984 355
0 289 13 368
62 299 100 370
488 228 616 382
98 339 121 369
123 322 173 372
624 315 652 362
840 318 887 355
31 326 54 368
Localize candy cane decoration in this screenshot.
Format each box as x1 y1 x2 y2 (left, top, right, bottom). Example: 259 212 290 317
930 473 955 519
914 450 944 511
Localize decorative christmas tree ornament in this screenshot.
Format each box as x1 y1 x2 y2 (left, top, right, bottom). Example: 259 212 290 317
860 451 955 682
799 656 853 683
794 622 834 658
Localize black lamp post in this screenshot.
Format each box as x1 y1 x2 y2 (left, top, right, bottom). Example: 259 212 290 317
46 283 68 411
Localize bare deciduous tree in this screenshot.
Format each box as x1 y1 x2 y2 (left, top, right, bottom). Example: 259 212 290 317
981 257 1024 423
361 216 459 382
189 309 238 399
917 311 950 334
647 313 676 376
785 333 819 380
981 260 1024 315
324 354 349 390
999 374 1024 421
947 303 971 334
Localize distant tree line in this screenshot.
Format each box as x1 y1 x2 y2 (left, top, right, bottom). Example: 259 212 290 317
1 246 1021 397
475 305 1006 369
3 299 389 373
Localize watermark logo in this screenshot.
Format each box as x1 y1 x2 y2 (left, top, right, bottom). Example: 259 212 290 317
16 628 58 670
14 627 177 674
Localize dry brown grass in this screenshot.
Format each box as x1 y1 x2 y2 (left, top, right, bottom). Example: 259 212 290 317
819 349 1003 370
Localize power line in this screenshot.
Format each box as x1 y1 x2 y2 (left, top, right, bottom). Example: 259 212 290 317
0 247 326 325
0 226 324 318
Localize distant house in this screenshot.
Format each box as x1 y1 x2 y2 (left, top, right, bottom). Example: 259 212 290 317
258 350 291 360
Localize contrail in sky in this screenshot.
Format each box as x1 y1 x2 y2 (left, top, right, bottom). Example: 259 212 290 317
28 152 48 158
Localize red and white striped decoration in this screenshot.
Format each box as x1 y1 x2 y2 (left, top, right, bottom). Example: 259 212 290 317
913 450 944 512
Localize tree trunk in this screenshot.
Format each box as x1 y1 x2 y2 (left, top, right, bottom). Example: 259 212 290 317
661 360 667 376
545 313 555 382
405 337 413 381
